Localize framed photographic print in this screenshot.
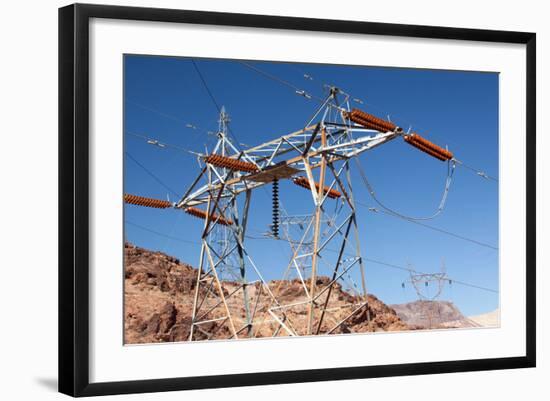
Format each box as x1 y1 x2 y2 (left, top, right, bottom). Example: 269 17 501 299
58 3 536 397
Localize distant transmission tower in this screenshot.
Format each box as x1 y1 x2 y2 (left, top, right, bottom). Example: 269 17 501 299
404 259 451 329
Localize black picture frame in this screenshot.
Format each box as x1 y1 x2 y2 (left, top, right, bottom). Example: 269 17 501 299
59 3 536 397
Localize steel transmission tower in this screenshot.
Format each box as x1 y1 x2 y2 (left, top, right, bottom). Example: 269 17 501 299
125 85 455 340
405 260 451 329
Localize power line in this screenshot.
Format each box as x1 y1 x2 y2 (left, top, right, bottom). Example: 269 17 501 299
125 218 498 295
125 151 180 197
358 201 498 250
286 63 315 82
353 156 497 250
355 156 455 221
125 99 216 145
125 220 198 245
455 159 498 182
126 131 199 156
125 99 199 129
191 59 222 112
126 98 188 124
362 256 498 294
236 60 322 102
247 226 497 294
237 61 303 93
129 218 271 246
191 59 242 146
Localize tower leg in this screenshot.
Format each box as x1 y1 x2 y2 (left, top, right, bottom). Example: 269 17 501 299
235 189 253 336
189 240 207 341
345 162 368 301
306 128 327 335
189 193 213 341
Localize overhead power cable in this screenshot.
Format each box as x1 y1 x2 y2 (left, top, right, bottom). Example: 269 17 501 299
126 99 188 124
362 256 498 294
191 59 242 146
455 159 498 182
355 157 456 221
125 221 198 245
125 99 203 130
125 220 498 295
359 201 498 250
125 151 180 198
125 131 199 156
191 59 222 112
236 60 322 102
125 99 216 146
128 220 268 245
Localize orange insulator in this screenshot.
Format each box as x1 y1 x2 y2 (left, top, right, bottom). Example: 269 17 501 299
348 116 388 132
404 137 447 161
204 154 259 173
412 134 454 160
351 109 396 131
346 109 398 132
185 207 233 226
292 177 342 199
124 194 172 209
403 133 453 161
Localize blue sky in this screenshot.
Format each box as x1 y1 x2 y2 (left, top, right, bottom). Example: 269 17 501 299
124 55 499 317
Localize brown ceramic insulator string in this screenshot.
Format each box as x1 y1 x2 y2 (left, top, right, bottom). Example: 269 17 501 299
292 176 342 199
404 133 454 161
184 206 233 226
204 154 259 173
345 109 399 132
124 194 172 209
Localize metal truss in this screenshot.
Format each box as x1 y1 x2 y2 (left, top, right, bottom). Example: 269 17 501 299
180 88 405 340
176 88 401 209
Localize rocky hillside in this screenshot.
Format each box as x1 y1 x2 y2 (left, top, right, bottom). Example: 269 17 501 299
391 300 471 329
124 242 410 344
